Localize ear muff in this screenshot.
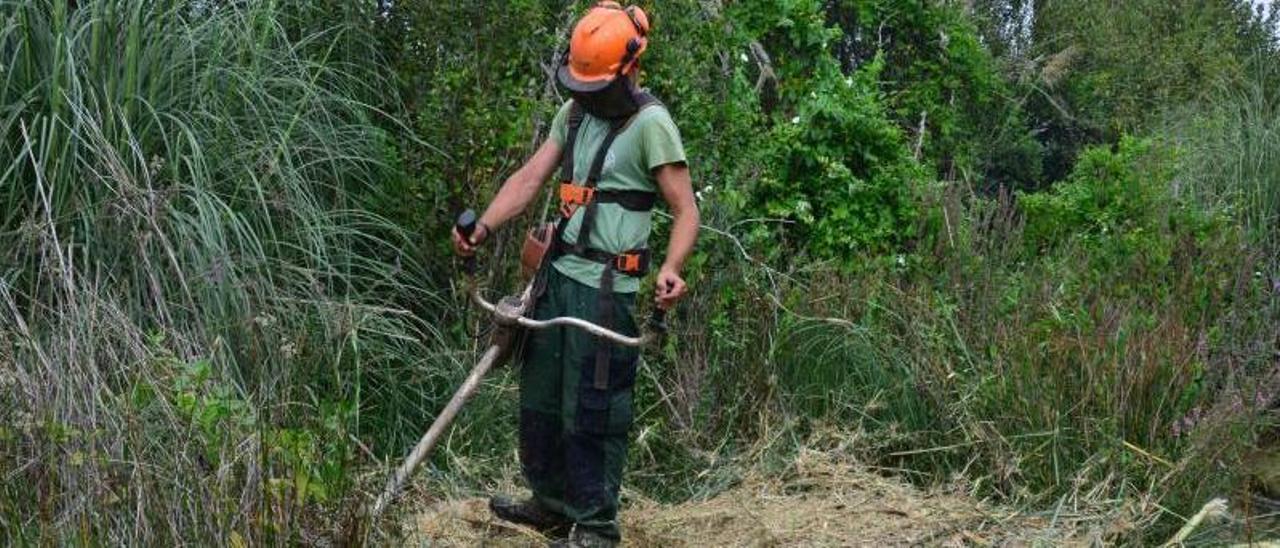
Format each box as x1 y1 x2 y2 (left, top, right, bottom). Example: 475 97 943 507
619 37 645 75
619 6 648 74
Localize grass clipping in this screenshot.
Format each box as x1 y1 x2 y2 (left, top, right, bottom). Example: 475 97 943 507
406 451 1073 546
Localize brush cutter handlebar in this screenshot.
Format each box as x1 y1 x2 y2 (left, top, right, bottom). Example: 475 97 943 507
469 286 660 347
455 209 667 347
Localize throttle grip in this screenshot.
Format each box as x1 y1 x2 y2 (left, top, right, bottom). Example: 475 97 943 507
647 306 668 335
455 209 478 275
455 209 478 237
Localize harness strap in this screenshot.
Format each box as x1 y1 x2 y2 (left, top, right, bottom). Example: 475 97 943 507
561 241 649 391
565 246 650 277
558 185 657 212
559 104 585 184
571 118 628 254
557 92 658 201
594 266 615 390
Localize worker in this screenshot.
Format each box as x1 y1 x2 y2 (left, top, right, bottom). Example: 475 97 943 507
450 2 698 546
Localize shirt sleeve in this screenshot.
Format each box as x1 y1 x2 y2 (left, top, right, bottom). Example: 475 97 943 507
549 100 574 146
641 107 687 171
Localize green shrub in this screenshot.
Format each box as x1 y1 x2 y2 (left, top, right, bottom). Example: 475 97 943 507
831 0 1043 189
1016 136 1225 284
752 55 923 260
1021 138 1167 247
727 1 925 263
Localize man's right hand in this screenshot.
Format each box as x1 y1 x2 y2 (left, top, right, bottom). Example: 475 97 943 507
451 222 489 257
453 139 561 257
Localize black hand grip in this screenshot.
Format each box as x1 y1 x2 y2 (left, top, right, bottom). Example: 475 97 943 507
455 209 478 275
647 306 667 335
456 209 478 238
647 277 675 337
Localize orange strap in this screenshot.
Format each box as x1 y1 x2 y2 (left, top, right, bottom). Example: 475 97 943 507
559 182 596 217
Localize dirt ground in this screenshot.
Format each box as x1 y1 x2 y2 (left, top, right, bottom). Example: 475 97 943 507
403 452 1089 546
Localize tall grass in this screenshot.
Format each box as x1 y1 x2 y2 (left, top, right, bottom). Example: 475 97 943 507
1172 67 1280 259
0 1 452 543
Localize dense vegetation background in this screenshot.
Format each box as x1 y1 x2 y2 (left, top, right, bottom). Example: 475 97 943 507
2 0 1278 544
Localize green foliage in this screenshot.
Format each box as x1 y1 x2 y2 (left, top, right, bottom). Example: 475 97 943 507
1170 65 1280 259
831 0 1044 188
752 54 922 259
170 355 256 464
136 337 356 507
1020 137 1230 291
980 0 1277 181
1041 0 1257 132
729 0 924 262
771 316 934 435
379 0 566 254
1020 138 1169 249
0 1 445 543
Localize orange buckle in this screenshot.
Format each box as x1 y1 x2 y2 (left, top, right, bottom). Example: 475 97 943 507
558 182 595 217
615 253 642 274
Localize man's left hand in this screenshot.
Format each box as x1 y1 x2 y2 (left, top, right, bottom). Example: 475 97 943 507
655 266 688 309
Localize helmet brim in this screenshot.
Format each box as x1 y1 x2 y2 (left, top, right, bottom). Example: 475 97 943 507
557 64 616 93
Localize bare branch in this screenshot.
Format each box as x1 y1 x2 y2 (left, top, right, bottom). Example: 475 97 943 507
749 41 777 94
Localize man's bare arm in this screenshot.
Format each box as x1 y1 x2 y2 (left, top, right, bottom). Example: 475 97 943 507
653 162 699 307
452 140 562 255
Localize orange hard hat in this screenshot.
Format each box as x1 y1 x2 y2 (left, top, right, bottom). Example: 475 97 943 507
557 1 650 93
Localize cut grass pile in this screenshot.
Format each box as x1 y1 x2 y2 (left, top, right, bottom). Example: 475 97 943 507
404 450 1096 546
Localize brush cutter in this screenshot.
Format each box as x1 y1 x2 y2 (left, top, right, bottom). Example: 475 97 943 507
368 210 667 521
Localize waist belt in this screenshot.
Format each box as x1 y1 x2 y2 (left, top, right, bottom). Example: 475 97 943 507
560 244 650 278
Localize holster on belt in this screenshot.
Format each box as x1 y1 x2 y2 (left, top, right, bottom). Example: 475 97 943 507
521 222 556 280
522 221 558 280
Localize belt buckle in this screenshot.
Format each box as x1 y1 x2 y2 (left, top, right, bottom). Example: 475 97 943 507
615 253 641 274
558 182 594 217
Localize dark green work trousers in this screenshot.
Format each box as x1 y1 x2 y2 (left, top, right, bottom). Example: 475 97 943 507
518 266 640 541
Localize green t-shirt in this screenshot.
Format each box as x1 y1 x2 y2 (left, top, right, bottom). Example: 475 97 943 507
548 98 687 292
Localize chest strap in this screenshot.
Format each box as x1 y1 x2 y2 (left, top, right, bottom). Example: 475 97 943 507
556 93 660 221
558 184 657 217
559 105 587 184
558 93 657 187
